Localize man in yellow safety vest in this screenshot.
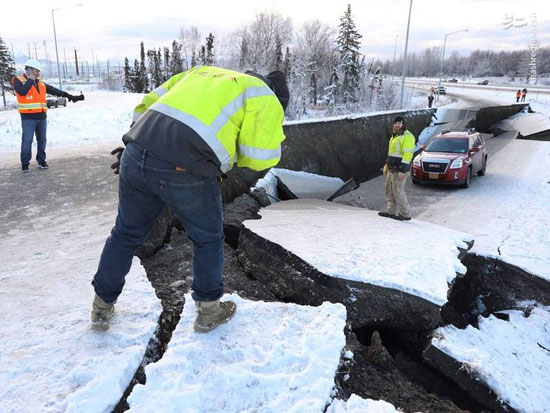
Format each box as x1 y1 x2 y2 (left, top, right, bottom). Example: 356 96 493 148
379 116 416 221
91 66 289 332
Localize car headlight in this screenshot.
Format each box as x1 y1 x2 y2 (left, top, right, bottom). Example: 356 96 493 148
413 158 421 166
450 159 463 169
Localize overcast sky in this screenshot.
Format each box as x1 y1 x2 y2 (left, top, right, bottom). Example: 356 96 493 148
3 0 548 67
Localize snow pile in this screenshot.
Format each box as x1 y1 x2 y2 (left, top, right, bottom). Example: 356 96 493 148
253 168 344 203
418 139 550 281
128 294 347 412
0 204 161 412
0 91 142 154
244 199 473 306
328 395 401 412
432 305 550 411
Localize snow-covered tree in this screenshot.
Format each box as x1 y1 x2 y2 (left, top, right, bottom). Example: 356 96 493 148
336 4 363 103
170 40 184 75
179 26 201 69
139 42 149 92
205 33 215 65
0 35 15 108
123 57 133 92
232 11 293 73
295 20 336 105
283 46 292 80
147 49 163 89
163 47 170 80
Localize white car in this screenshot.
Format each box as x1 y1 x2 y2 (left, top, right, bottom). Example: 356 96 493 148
46 95 67 108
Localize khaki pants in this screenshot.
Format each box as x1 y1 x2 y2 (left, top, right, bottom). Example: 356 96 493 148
385 171 411 218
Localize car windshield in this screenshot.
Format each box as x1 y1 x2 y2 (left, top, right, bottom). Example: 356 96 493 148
426 138 468 153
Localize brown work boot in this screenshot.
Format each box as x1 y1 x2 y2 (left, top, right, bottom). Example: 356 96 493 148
91 294 115 331
194 299 237 333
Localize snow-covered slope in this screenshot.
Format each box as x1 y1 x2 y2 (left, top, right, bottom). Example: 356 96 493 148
128 294 347 412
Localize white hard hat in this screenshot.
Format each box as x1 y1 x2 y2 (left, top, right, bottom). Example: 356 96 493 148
25 58 42 72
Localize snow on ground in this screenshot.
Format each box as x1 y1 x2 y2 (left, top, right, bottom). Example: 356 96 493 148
0 91 141 162
127 294 347 412
0 196 161 412
432 304 550 412
418 138 550 281
494 108 550 136
254 168 344 203
328 395 401 412
244 199 473 306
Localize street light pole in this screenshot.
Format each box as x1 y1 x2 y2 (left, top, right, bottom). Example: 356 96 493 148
400 0 413 109
391 34 399 84
437 29 469 103
52 8 62 89
52 4 83 90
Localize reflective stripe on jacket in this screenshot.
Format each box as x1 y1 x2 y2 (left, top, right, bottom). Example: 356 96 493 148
386 129 416 173
12 75 48 114
128 66 285 174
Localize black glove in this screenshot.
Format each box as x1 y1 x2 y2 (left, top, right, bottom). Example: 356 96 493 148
111 146 124 174
67 93 85 103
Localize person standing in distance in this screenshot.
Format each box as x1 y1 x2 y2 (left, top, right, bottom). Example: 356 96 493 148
379 116 416 221
12 59 84 173
91 66 289 333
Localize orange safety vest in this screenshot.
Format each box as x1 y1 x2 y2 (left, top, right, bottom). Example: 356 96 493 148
12 74 48 114
516 91 521 98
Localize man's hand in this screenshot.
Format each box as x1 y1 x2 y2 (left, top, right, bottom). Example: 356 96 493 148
382 164 388 176
67 93 85 103
398 172 406 180
111 146 124 175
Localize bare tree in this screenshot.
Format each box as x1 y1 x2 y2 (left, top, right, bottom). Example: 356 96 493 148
179 26 202 69
295 20 336 105
232 10 293 73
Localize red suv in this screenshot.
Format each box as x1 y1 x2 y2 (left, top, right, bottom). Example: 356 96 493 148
411 131 488 188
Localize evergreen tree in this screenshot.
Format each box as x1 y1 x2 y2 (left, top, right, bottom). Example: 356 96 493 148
239 35 249 69
191 50 197 67
147 48 163 88
336 4 362 103
205 33 215 65
163 47 170 80
0 36 15 108
170 40 184 75
275 35 283 70
139 41 149 92
132 59 145 92
283 46 292 80
198 46 206 65
123 57 133 92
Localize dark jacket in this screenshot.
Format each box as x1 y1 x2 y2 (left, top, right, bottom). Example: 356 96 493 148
12 77 68 119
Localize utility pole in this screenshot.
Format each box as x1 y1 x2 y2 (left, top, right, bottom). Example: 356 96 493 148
391 34 399 84
63 48 68 78
28 43 31 59
107 59 111 89
400 0 413 109
91 49 95 77
74 48 79 76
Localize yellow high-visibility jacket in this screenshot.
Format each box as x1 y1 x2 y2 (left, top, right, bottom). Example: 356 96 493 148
386 130 416 173
124 66 286 176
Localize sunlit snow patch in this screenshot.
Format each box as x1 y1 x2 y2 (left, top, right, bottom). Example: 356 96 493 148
244 199 473 306
431 305 550 411
128 294 347 412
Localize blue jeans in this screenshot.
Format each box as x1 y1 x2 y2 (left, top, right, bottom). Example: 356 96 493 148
92 142 224 304
21 118 47 165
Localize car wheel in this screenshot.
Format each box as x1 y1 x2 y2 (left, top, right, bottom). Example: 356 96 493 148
462 167 472 188
477 157 487 176
412 179 420 185
54 102 58 108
